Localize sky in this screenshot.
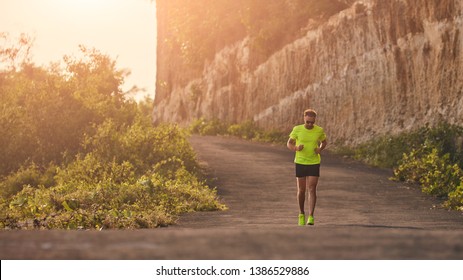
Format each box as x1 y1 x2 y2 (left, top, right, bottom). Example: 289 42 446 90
0 0 157 101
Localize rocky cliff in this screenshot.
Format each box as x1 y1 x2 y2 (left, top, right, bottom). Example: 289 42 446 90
153 0 463 145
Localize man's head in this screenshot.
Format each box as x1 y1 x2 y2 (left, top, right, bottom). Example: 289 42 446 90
303 109 317 128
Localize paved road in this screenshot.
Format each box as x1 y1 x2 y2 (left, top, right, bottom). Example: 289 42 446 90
1 135 463 259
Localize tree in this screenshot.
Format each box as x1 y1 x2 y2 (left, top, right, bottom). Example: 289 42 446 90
0 38 138 176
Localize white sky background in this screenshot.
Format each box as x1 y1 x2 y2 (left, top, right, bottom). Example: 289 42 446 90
0 0 157 101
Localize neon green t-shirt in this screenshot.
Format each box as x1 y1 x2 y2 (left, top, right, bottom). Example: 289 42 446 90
289 124 327 165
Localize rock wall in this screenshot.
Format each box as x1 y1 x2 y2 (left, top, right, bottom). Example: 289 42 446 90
153 0 463 145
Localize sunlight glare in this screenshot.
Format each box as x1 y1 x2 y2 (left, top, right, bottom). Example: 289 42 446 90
1 0 156 100
50 0 108 14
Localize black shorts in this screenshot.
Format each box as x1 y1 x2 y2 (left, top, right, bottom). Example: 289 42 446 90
295 163 320 177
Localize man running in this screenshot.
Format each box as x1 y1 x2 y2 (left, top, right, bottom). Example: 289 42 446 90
287 109 327 226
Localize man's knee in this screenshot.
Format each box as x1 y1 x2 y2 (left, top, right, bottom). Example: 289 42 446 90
308 185 317 193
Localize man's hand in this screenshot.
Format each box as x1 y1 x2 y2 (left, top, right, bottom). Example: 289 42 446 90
315 140 327 154
296 144 304 151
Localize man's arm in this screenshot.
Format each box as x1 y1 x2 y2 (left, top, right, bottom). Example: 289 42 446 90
315 139 328 154
287 138 303 152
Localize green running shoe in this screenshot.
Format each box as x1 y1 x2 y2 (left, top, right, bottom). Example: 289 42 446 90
307 215 314 225
298 214 305 226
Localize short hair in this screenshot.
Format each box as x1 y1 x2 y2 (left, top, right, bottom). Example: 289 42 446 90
304 109 317 117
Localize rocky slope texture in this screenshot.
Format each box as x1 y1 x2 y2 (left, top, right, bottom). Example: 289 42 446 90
153 0 463 145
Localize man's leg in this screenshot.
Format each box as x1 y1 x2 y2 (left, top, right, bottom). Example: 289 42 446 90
297 177 307 214
307 176 319 217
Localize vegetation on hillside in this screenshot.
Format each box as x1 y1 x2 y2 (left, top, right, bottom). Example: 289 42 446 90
189 117 287 144
333 123 463 210
0 34 225 229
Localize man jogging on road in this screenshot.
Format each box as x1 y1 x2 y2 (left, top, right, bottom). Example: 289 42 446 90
287 109 327 226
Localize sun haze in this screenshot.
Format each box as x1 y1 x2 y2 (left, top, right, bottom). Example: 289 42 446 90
0 0 156 100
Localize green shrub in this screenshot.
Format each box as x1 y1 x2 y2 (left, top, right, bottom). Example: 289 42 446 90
446 182 463 211
227 120 256 139
227 120 287 144
335 122 463 169
253 129 287 144
0 163 56 199
420 122 463 168
84 119 198 174
393 146 463 197
190 118 227 136
351 135 414 168
333 122 463 211
190 118 287 144
3 155 225 229
1 116 226 229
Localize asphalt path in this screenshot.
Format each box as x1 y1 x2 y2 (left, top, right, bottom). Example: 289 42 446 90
1 135 463 259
